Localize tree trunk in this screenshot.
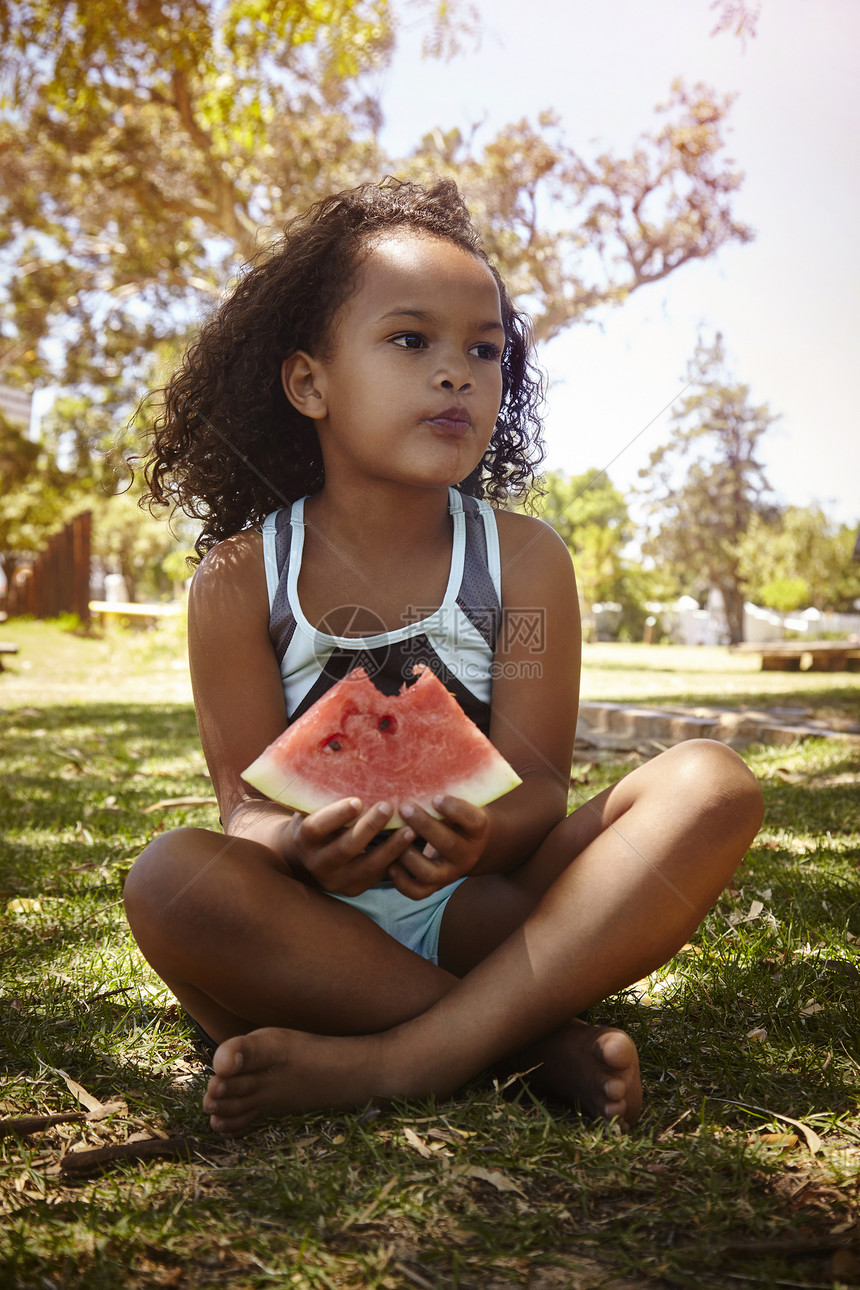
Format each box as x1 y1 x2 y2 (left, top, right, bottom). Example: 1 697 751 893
721 584 746 644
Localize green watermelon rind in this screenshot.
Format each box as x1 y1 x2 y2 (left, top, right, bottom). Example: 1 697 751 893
242 742 522 828
240 755 342 818
241 665 523 826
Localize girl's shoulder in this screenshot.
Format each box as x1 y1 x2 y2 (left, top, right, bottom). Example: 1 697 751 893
188 526 267 622
494 509 575 587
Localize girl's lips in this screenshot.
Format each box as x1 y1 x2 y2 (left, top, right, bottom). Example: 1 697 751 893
426 406 472 434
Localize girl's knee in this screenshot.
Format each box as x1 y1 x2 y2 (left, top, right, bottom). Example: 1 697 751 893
669 739 764 834
123 827 215 929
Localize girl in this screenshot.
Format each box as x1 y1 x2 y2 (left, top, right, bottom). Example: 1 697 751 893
125 178 763 1135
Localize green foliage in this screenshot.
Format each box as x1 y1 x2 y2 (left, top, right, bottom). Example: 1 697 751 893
0 1 753 579
527 468 628 610
90 484 194 602
0 0 399 408
0 8 751 405
0 411 89 560
637 334 779 643
755 575 810 613
529 468 670 639
739 506 860 614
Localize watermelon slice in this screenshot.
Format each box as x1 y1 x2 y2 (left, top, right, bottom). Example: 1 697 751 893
242 665 522 827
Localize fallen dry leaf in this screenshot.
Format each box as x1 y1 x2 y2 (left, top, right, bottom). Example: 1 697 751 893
403 1127 433 1159
462 1165 526 1198
48 1067 107 1114
87 1100 128 1122
143 796 218 814
6 897 42 914
757 1132 799 1149
718 1099 824 1154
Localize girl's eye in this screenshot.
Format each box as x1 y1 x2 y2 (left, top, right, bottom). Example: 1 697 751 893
391 332 427 350
471 342 503 362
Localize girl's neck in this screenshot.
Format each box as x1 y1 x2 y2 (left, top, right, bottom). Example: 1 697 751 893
305 479 454 558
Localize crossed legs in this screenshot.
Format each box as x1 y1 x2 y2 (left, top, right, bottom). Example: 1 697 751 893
123 740 763 1133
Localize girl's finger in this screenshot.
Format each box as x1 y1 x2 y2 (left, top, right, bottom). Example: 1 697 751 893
429 795 487 835
325 828 416 895
391 842 456 886
398 803 466 858
298 797 363 843
387 854 453 901
345 800 397 850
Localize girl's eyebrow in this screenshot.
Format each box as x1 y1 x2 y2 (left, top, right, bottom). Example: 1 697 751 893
377 306 505 334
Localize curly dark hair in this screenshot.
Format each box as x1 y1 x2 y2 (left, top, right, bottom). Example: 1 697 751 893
143 177 546 556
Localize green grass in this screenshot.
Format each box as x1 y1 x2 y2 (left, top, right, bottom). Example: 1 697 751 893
580 643 860 724
1 623 859 1289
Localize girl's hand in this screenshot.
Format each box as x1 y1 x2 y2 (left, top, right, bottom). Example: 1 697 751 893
284 797 419 897
386 797 489 900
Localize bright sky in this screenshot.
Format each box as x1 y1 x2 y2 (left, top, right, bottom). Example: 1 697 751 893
377 0 860 528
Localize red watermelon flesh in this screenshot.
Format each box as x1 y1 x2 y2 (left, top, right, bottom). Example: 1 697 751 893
242 665 522 827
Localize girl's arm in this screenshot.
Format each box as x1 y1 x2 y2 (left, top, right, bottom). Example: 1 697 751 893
187 530 299 859
187 531 420 892
386 513 580 894
475 510 580 871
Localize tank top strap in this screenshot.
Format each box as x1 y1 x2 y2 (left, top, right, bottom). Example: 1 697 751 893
260 510 282 607
473 495 502 602
455 492 502 649
263 505 299 663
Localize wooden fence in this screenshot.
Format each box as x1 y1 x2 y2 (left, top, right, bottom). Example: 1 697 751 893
2 511 91 623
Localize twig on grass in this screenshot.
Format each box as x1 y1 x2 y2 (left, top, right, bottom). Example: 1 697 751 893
59 1135 202 1177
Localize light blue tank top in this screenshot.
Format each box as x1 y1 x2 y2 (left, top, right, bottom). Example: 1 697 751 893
261 488 502 733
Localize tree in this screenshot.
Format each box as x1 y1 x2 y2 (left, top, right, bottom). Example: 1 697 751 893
636 335 778 644
738 507 860 614
0 408 89 568
90 483 194 602
0 0 753 578
0 3 751 393
532 468 630 608
408 80 751 342
528 468 657 638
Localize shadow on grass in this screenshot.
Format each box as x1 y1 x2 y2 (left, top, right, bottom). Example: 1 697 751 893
0 985 209 1128
0 700 198 740
1 702 215 896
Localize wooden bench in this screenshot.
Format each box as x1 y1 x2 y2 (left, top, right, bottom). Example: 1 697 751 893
731 640 860 672
0 642 19 671
88 600 184 629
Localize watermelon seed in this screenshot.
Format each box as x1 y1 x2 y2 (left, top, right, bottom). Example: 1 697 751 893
326 739 342 751
378 717 395 733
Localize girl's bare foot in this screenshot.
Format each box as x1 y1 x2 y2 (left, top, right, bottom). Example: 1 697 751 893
203 1028 388 1135
517 1019 642 1127
203 1017 641 1136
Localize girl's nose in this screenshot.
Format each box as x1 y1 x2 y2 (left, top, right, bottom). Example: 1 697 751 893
436 353 472 391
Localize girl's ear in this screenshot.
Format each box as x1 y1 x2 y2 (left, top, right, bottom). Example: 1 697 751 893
281 352 328 420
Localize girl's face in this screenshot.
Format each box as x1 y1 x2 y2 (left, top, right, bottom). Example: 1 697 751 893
282 231 505 492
